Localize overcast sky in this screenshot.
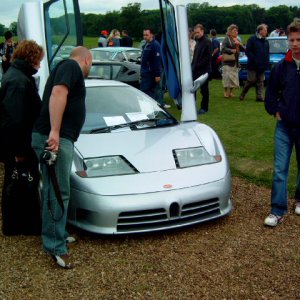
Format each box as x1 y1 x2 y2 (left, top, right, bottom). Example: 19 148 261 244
1 0 299 27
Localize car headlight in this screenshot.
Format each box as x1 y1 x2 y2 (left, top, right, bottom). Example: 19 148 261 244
76 156 137 177
173 147 221 168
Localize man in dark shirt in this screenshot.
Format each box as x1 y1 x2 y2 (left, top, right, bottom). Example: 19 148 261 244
121 30 133 47
32 46 92 269
264 18 300 227
0 31 17 74
239 24 269 102
210 29 221 79
140 28 162 99
191 24 212 114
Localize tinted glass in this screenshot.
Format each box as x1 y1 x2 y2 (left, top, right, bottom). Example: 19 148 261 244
268 38 288 54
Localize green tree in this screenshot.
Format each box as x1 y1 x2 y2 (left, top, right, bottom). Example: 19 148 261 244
120 3 143 39
0 24 6 36
9 22 17 36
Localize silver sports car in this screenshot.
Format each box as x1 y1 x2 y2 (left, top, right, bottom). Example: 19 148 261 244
68 80 232 234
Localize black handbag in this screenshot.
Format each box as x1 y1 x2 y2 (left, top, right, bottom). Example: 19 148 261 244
1 162 41 235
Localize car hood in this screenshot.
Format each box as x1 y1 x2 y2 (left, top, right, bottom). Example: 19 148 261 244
75 123 209 173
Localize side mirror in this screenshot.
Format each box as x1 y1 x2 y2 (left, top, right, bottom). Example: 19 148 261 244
190 73 209 93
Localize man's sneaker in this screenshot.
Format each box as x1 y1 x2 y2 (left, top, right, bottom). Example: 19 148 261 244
163 104 171 109
295 203 300 215
51 254 73 269
264 214 284 227
66 236 77 244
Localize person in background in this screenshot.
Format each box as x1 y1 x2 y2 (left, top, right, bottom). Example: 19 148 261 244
32 47 92 269
189 27 196 61
121 30 133 47
239 24 269 102
98 30 108 47
221 24 245 98
210 29 222 79
140 28 162 100
191 23 212 115
0 31 18 74
107 29 121 47
270 26 281 37
0 40 44 235
264 18 300 227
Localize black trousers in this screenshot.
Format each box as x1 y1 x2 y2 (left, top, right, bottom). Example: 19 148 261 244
195 79 209 112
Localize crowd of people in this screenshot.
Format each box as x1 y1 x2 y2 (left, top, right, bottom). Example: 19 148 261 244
97 29 133 48
0 17 299 270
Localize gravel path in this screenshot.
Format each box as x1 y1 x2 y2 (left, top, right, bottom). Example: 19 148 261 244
0 165 300 299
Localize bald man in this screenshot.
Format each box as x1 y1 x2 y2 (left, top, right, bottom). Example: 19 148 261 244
32 46 92 269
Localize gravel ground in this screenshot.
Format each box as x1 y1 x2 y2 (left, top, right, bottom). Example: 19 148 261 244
0 164 300 300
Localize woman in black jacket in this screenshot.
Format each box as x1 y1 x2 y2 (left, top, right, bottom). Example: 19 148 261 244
0 39 44 235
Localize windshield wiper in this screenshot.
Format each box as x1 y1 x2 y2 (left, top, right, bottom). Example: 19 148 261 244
89 118 176 134
90 123 132 133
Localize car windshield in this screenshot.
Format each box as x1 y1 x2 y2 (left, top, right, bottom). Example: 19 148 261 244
91 50 113 61
82 86 177 133
268 39 288 54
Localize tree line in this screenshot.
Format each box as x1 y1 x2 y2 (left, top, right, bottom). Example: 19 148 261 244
1 2 299 40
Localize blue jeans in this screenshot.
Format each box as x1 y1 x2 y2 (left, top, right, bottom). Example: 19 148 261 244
271 121 300 216
32 132 74 255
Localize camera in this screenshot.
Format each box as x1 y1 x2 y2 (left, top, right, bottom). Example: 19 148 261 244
40 143 57 165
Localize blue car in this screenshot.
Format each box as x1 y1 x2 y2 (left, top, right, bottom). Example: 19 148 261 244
239 36 288 84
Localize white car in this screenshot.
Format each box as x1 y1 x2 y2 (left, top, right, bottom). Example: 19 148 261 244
17 0 232 234
67 79 232 234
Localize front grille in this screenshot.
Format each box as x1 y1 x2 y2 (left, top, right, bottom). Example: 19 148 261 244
116 198 221 233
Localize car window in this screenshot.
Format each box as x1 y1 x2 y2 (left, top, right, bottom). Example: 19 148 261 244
89 65 111 79
268 39 288 54
113 52 125 61
112 65 123 78
124 50 142 62
91 50 113 61
82 86 171 132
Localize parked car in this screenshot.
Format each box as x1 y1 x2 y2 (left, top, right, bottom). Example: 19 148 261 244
18 0 232 235
51 45 75 68
239 36 288 84
68 79 232 234
90 47 142 64
89 60 140 88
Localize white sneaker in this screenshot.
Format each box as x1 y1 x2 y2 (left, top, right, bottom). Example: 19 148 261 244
66 236 76 244
163 104 171 109
295 203 300 215
264 214 284 227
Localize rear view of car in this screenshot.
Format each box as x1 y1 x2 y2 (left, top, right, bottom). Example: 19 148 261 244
239 36 288 84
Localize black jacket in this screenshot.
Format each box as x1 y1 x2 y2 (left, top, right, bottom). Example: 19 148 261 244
0 59 41 156
191 35 212 80
246 34 269 72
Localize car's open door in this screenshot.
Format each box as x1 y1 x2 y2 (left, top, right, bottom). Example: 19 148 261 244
18 0 82 95
159 0 208 122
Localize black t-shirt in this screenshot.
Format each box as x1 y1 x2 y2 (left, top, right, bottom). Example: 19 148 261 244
34 59 86 142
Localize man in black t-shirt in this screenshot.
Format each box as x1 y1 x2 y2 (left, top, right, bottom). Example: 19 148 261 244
32 46 92 269
121 30 133 47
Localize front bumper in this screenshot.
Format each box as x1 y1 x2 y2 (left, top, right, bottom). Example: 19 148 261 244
68 171 232 234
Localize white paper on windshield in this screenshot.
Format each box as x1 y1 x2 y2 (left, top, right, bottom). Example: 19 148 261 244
104 116 127 126
126 112 148 122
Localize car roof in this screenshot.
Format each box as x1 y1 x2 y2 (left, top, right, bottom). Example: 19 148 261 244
84 78 129 88
90 47 141 52
267 36 287 40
